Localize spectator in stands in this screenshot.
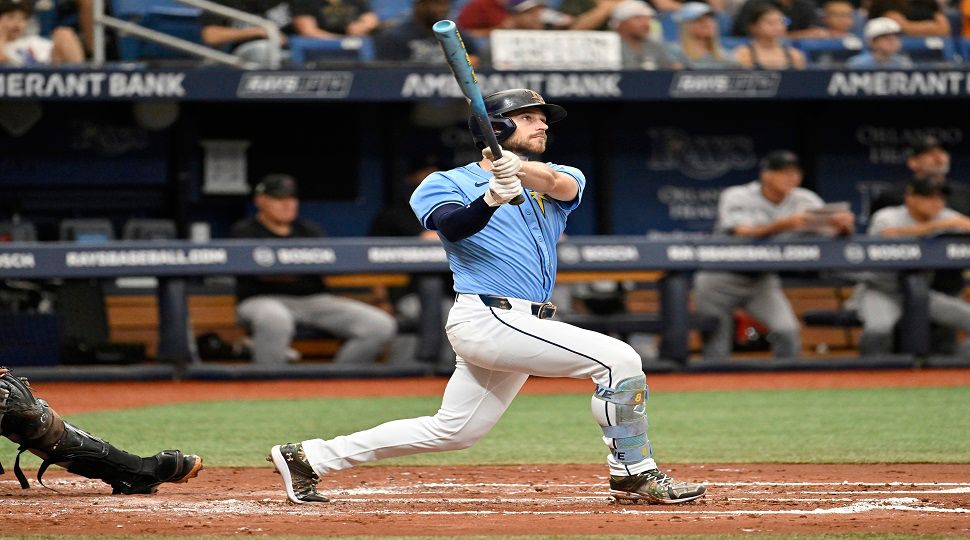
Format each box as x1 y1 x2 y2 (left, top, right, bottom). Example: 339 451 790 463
733 3 807 69
504 0 552 30
231 174 397 365
611 0 681 69
291 0 379 38
963 0 970 38
856 178 970 357
0 0 84 66
375 0 482 64
847 17 913 67
667 2 739 68
693 150 855 360
868 0 950 37
559 0 615 31
820 0 859 38
200 0 292 69
458 0 571 36
732 0 825 38
457 0 509 36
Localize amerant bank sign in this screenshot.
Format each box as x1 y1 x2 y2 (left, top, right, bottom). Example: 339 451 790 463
401 72 622 98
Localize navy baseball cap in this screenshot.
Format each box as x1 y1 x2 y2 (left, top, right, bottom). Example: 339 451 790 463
254 174 298 198
906 135 944 157
907 177 951 197
760 150 801 171
0 0 32 15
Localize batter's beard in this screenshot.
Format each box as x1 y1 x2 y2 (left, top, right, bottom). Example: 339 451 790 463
504 137 546 159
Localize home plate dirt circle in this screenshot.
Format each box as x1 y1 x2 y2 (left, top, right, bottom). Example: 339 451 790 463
2 464 968 536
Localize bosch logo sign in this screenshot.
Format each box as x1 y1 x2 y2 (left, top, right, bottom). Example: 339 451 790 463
253 247 276 267
844 243 866 264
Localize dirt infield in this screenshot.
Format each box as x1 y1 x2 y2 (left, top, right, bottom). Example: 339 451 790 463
2 368 969 536
2 464 969 536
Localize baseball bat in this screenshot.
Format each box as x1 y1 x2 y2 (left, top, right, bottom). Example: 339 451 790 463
432 20 525 206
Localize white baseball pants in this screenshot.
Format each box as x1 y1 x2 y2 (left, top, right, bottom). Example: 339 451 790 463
301 293 657 477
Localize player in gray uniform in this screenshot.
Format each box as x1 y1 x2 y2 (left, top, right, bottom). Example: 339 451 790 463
694 150 855 359
857 178 970 356
267 89 706 505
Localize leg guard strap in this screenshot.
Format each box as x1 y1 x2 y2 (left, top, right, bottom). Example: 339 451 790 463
593 383 647 405
602 417 648 438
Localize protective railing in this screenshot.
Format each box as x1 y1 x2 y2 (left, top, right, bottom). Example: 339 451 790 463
91 0 281 69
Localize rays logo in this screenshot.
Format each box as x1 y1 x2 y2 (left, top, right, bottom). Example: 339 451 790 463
647 128 757 180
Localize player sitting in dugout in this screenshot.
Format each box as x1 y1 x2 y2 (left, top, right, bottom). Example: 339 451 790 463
1 367 203 494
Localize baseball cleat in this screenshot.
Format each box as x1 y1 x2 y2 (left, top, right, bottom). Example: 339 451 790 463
609 468 706 504
268 443 329 503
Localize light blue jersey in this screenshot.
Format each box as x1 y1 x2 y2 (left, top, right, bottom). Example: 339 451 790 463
410 162 585 303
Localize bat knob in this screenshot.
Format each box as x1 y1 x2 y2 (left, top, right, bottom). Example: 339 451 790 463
509 193 526 206
433 20 456 34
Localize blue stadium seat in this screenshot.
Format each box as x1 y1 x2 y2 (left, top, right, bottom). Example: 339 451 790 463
33 0 59 37
112 0 186 17
716 10 733 36
371 0 412 23
138 7 203 59
794 37 864 67
961 37 970 62
658 12 679 42
112 0 203 61
900 36 956 64
946 8 962 41
850 9 866 38
719 36 749 51
289 36 376 66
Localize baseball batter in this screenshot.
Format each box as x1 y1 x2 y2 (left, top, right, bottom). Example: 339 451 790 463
269 89 706 505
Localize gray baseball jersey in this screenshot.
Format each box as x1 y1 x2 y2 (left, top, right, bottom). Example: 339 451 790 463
715 181 824 235
866 205 960 291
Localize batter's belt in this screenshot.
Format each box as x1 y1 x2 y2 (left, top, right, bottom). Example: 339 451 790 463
475 294 557 319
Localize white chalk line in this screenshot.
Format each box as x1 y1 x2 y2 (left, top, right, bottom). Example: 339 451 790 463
3 478 969 518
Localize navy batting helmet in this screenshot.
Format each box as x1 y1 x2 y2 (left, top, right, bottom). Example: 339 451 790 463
468 89 567 149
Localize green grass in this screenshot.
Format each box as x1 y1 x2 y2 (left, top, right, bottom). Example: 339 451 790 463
3 387 968 469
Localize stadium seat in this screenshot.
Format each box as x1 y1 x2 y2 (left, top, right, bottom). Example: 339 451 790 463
122 219 178 240
720 36 749 51
372 0 412 24
794 37 864 67
59 219 115 244
289 36 376 66
137 7 204 59
716 10 734 36
658 12 679 42
900 36 957 64
32 0 59 37
112 0 187 17
946 8 962 41
111 0 203 61
0 221 37 243
962 37 970 62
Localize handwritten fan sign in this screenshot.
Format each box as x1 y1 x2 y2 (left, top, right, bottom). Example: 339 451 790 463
489 30 622 71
